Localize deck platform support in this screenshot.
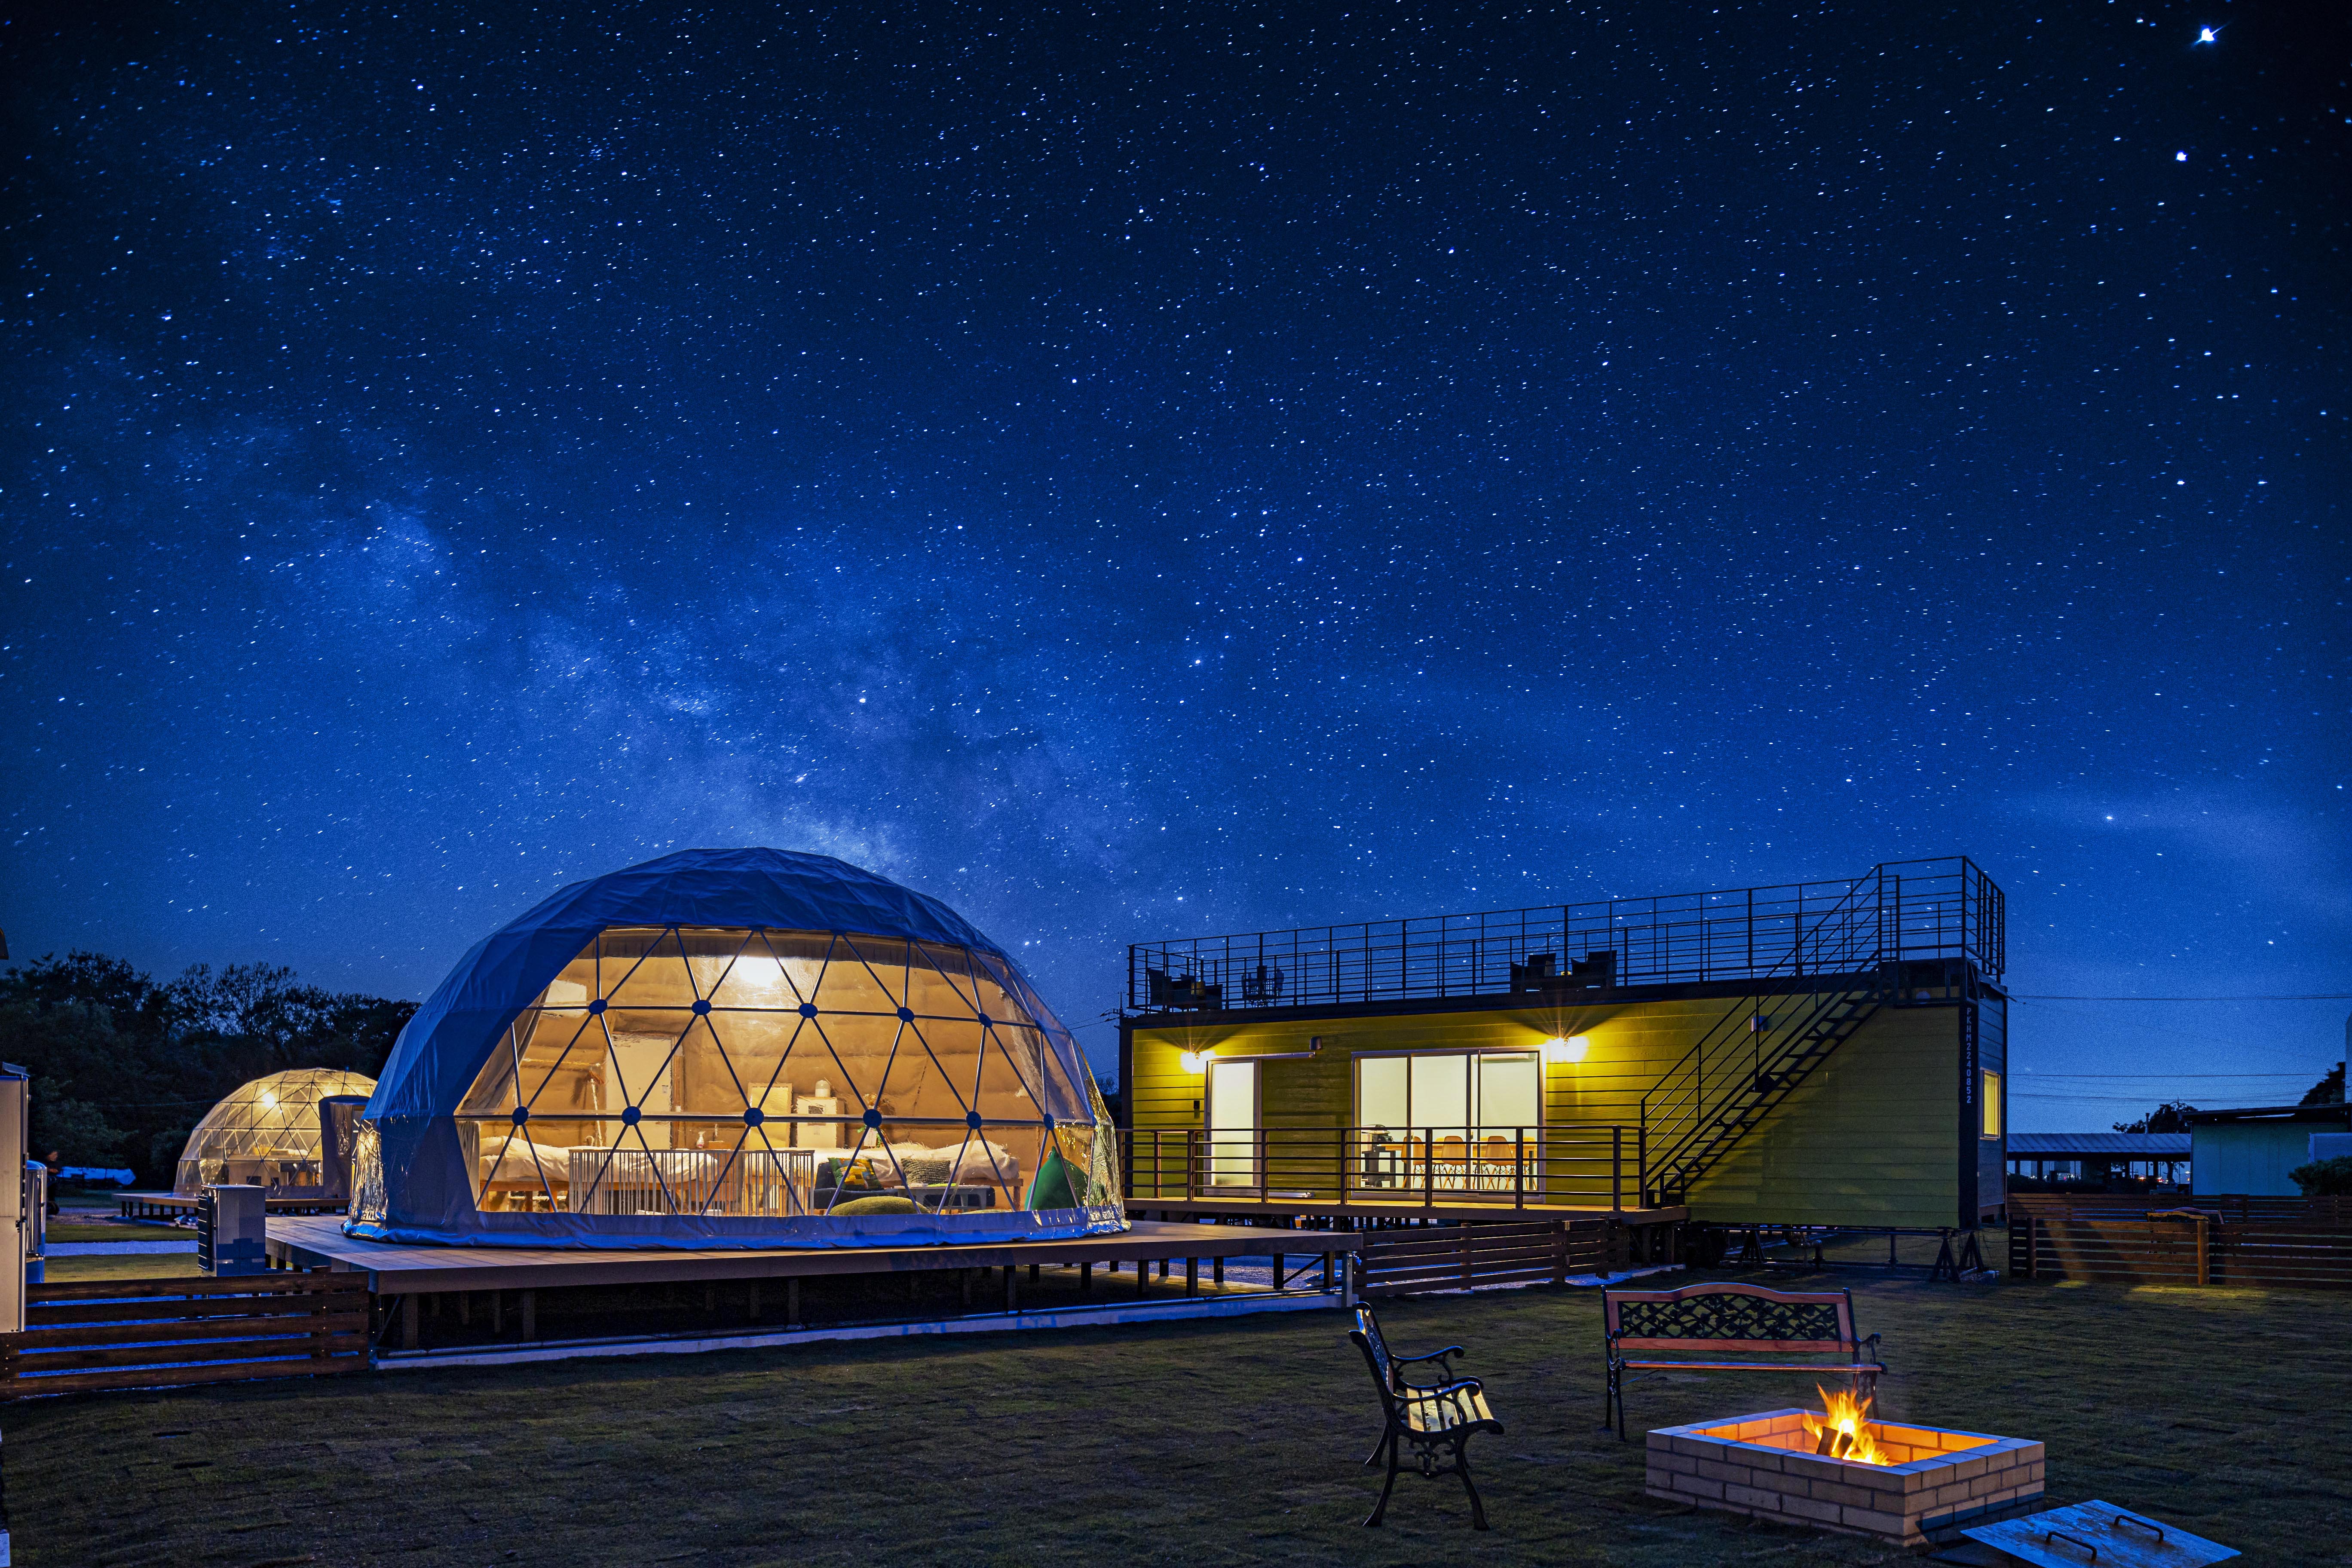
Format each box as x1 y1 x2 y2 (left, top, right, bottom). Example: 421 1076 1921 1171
265 1217 1363 1354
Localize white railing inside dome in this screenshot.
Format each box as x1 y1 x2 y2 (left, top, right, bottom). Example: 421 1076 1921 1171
454 1115 1073 1128
1126 857 2003 1014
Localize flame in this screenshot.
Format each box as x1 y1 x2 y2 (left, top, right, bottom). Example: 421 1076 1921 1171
1800 1384 1890 1465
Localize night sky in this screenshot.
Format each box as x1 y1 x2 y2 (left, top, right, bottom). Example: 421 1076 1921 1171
4 3 2346 1128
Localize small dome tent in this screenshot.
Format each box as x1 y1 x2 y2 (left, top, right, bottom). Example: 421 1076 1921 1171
175 1068 379 1194
350 848 1127 1249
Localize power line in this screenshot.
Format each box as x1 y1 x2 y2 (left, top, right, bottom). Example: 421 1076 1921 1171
2020 1072 2312 1080
2012 1092 2233 1104
2013 993 2352 1001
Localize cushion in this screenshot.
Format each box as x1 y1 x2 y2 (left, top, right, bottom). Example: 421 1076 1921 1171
950 1140 1017 1183
824 1157 887 1189
477 1139 579 1179
831 1195 922 1216
1025 1148 1089 1210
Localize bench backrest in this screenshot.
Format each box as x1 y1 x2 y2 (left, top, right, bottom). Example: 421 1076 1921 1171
1349 1303 1405 1409
1603 1281 1861 1354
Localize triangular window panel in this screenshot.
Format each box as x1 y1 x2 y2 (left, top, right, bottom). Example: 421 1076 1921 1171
446 922 1123 1231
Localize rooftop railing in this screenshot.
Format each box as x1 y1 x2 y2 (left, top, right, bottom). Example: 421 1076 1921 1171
1126 856 2003 1015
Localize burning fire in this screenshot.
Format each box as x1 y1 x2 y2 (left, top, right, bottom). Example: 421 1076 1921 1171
1801 1384 1890 1465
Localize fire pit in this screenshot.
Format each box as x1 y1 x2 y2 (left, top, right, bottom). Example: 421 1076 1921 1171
1646 1389 2043 1547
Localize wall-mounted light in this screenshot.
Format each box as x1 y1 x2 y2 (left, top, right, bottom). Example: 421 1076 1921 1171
1179 1050 1211 1074
1542 1035 1590 1065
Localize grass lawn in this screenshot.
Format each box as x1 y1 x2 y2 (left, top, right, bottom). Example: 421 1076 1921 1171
6 1268 2346 1567
47 1223 189 1244
39 1253 203 1282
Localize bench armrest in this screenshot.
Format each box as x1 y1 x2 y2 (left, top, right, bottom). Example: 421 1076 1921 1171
1391 1344 1465 1386
1859 1332 1883 1366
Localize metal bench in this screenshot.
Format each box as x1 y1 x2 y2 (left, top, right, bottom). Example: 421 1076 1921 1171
1602 1280 1884 1440
1348 1302 1505 1529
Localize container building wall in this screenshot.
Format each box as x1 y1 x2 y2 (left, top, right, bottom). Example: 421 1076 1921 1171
1127 991 1981 1229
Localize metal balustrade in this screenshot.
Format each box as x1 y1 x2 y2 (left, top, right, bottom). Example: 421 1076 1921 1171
1126 1123 1651 1212
1127 857 2002 1015
567 1146 818 1217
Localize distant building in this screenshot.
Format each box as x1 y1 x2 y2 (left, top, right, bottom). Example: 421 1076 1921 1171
2006 1131 2188 1186
2187 1103 2352 1197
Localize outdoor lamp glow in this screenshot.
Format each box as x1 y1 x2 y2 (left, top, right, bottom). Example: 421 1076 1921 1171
1179 1050 1211 1074
1542 1035 1590 1065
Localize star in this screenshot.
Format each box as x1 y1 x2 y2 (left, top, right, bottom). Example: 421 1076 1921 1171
2195 26 2220 44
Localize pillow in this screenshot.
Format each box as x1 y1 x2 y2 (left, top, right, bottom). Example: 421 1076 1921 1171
832 1195 922 1216
949 1140 1016 1183
899 1157 954 1186
825 1156 902 1189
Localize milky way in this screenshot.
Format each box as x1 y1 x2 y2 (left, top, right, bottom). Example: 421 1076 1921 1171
3 4 2345 1124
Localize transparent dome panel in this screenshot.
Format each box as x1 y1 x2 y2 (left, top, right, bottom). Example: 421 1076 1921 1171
454 924 1118 1224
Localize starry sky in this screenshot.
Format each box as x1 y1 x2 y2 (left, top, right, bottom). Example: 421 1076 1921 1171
3 2 2346 1127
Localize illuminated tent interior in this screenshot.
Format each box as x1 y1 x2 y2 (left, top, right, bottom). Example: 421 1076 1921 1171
173 1068 380 1194
350 848 1125 1249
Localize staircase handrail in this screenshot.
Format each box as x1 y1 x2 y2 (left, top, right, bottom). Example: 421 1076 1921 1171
1638 867 1895 1194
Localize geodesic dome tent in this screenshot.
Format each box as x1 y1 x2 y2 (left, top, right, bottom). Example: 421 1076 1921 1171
349 847 1126 1249
174 1068 380 1194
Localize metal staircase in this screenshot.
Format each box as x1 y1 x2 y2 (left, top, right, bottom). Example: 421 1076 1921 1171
1639 973 1890 1207
1636 866 1933 1207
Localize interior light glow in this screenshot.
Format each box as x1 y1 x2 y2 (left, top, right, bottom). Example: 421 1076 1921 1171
1542 1035 1590 1065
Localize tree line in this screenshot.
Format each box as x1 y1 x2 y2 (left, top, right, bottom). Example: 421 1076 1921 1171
0 952 416 1185
2114 1062 2345 1136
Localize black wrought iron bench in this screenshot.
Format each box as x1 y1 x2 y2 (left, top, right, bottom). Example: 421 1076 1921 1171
1602 1280 1883 1440
1348 1302 1505 1529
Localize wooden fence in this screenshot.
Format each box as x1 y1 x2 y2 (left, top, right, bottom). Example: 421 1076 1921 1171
0 1274 371 1398
1358 1219 1618 1297
2007 1195 2352 1291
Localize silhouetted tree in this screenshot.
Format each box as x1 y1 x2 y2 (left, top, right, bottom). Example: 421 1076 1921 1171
2113 1100 2197 1135
0 951 415 1184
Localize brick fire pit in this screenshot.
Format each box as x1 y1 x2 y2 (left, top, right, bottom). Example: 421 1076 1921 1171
1646 1408 2044 1547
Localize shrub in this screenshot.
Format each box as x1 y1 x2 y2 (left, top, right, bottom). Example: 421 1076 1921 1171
2287 1155 2352 1197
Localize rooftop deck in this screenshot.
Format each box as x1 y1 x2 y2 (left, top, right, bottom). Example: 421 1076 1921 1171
1127 856 2003 1016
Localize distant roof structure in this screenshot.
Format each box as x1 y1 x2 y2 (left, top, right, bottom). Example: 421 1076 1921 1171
2006 1132 2189 1158
2184 1104 2351 1128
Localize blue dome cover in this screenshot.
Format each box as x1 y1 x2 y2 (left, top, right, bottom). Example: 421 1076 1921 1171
348 848 1126 1250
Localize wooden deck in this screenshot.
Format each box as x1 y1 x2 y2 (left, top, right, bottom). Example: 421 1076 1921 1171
266 1215 1362 1293
1126 1193 1687 1228
121 1190 344 1220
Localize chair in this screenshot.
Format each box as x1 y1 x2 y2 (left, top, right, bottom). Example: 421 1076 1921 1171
1481 1135 1514 1191
1569 950 1617 987
1508 952 1558 992
1436 1136 1467 1186
1348 1302 1504 1528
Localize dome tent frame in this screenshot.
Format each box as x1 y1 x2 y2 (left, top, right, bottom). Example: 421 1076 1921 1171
352 848 1127 1249
174 1068 378 1194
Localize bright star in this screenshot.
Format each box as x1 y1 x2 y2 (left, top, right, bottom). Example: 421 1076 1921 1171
2195 25 2219 43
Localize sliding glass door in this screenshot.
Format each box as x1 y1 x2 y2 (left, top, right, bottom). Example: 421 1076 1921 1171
1353 1050 1540 1195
